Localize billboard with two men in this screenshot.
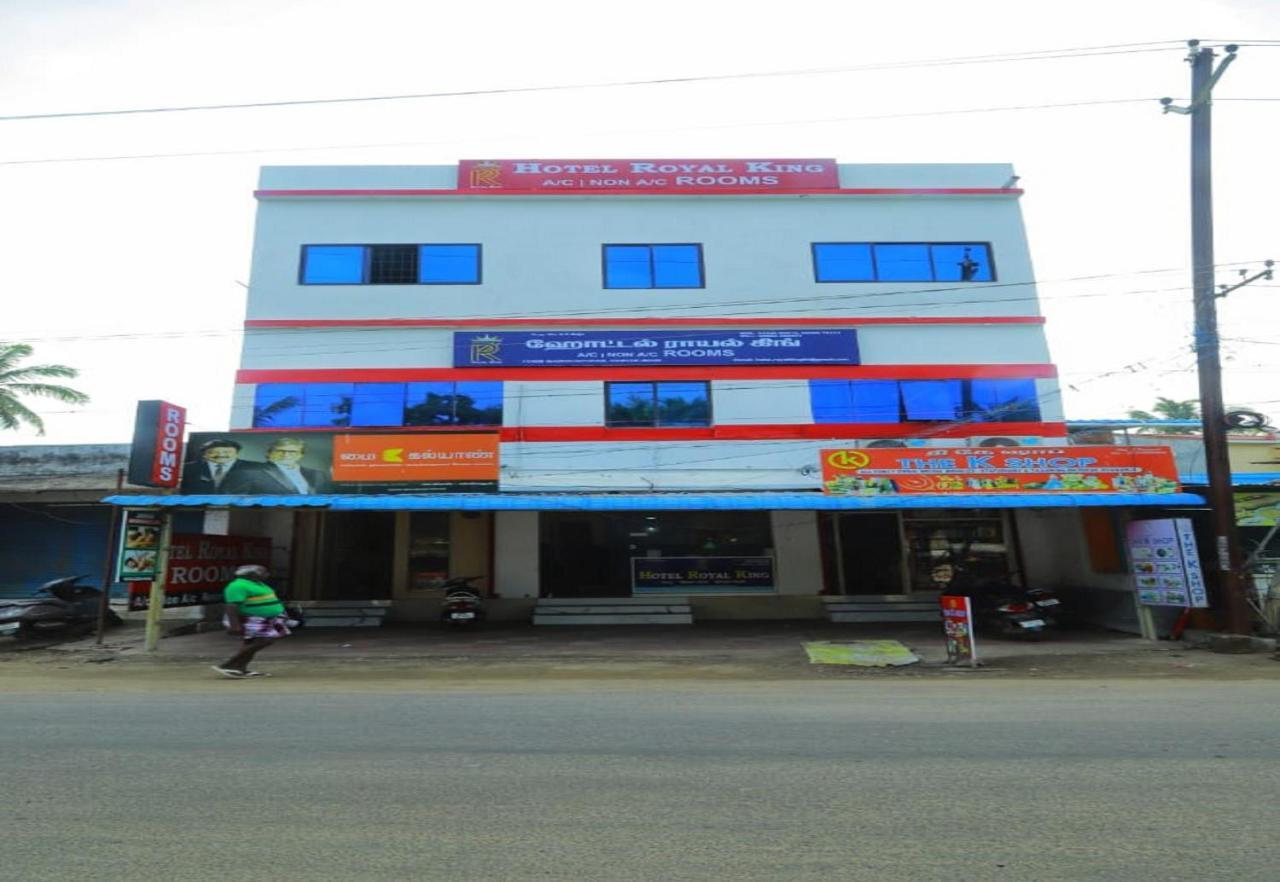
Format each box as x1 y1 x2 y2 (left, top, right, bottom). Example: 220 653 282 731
180 431 499 495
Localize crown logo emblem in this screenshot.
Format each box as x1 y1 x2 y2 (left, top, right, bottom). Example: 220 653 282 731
469 334 502 363
468 161 502 188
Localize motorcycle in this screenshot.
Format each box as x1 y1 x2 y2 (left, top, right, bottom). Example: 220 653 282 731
438 576 486 627
945 570 1048 639
1024 587 1064 627
0 576 122 639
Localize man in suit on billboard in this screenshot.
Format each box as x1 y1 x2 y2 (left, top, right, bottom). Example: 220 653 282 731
180 439 264 494
244 437 331 495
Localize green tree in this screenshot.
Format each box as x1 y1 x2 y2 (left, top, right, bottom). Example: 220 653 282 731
0 343 90 435
1126 397 1200 432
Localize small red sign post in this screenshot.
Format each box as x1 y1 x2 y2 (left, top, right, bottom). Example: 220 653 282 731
941 595 980 667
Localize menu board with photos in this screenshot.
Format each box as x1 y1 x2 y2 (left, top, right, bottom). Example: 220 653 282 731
1125 518 1209 608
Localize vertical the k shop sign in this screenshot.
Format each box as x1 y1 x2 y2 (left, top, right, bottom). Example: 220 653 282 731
127 400 187 488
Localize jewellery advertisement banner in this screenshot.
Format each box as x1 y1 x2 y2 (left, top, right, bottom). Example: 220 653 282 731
631 556 776 594
127 534 272 610
181 431 500 495
458 158 839 191
454 330 860 367
1125 518 1209 608
820 445 1182 495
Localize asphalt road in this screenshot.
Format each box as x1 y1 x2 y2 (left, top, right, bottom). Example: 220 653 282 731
5 679 1279 881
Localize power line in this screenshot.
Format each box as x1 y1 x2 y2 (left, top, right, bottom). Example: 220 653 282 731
0 42 1188 124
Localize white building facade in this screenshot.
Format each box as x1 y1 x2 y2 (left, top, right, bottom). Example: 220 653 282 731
177 159 1195 622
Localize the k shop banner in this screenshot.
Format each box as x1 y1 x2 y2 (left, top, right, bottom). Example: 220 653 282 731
181 431 499 495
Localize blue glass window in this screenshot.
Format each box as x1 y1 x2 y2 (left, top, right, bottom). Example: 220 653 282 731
808 377 1039 424
301 246 364 284
301 383 355 427
419 245 481 284
874 244 932 282
606 382 710 427
810 380 901 423
901 380 964 421
300 244 481 285
812 244 874 282
253 382 502 428
252 384 306 427
969 378 1040 421
349 383 406 427
604 244 704 289
813 243 994 283
931 244 994 282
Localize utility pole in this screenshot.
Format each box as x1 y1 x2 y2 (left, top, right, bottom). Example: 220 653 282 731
1161 40 1252 634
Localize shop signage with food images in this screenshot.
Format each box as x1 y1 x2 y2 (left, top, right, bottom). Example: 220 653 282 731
632 556 775 594
820 445 1182 496
127 534 272 610
181 431 499 495
458 158 839 192
1125 518 1209 608
454 330 860 367
116 509 162 581
940 595 979 667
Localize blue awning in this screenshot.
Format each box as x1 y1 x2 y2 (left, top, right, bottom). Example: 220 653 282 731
1180 473 1280 487
104 491 1206 511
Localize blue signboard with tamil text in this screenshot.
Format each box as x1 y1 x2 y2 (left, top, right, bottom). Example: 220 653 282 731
453 330 859 367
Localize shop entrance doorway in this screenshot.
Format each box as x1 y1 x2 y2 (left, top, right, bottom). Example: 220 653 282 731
317 511 395 600
823 513 906 595
540 511 776 598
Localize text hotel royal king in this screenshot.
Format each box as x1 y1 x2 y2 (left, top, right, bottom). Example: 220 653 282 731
459 159 840 191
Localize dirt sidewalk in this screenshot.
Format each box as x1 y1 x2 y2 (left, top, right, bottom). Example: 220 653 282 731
3 621 1278 691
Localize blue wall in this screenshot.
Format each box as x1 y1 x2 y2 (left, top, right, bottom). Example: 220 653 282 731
0 504 202 598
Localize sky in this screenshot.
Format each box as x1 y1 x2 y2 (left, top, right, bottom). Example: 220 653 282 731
2 0 1277 446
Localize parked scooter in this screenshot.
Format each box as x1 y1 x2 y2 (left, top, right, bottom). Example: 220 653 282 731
0 576 122 639
945 569 1048 639
1024 587 1064 627
438 576 486 627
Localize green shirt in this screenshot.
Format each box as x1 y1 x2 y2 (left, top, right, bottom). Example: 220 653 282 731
224 577 285 618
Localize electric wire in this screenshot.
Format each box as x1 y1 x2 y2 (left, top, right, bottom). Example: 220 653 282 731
0 42 1192 124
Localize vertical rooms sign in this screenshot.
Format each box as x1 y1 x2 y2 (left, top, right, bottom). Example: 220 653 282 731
127 400 186 488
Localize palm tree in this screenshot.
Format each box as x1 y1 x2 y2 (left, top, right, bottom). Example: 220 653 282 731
1126 397 1200 430
0 342 90 435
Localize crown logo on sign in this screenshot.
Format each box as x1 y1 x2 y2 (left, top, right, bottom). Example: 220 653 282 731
469 161 502 188
469 334 502 363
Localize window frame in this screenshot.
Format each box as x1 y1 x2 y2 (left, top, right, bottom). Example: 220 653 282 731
299 243 483 286
810 241 996 284
601 243 706 290
808 378 1040 424
603 381 713 428
252 381 503 428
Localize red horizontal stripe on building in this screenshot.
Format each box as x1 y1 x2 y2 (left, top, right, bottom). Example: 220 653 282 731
255 187 1024 198
245 316 1045 329
501 422 1064 442
236 364 1057 384
231 422 1065 441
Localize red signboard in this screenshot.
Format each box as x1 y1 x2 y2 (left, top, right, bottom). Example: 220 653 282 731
820 445 1182 495
941 595 979 667
127 400 187 488
127 533 271 610
458 159 839 192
